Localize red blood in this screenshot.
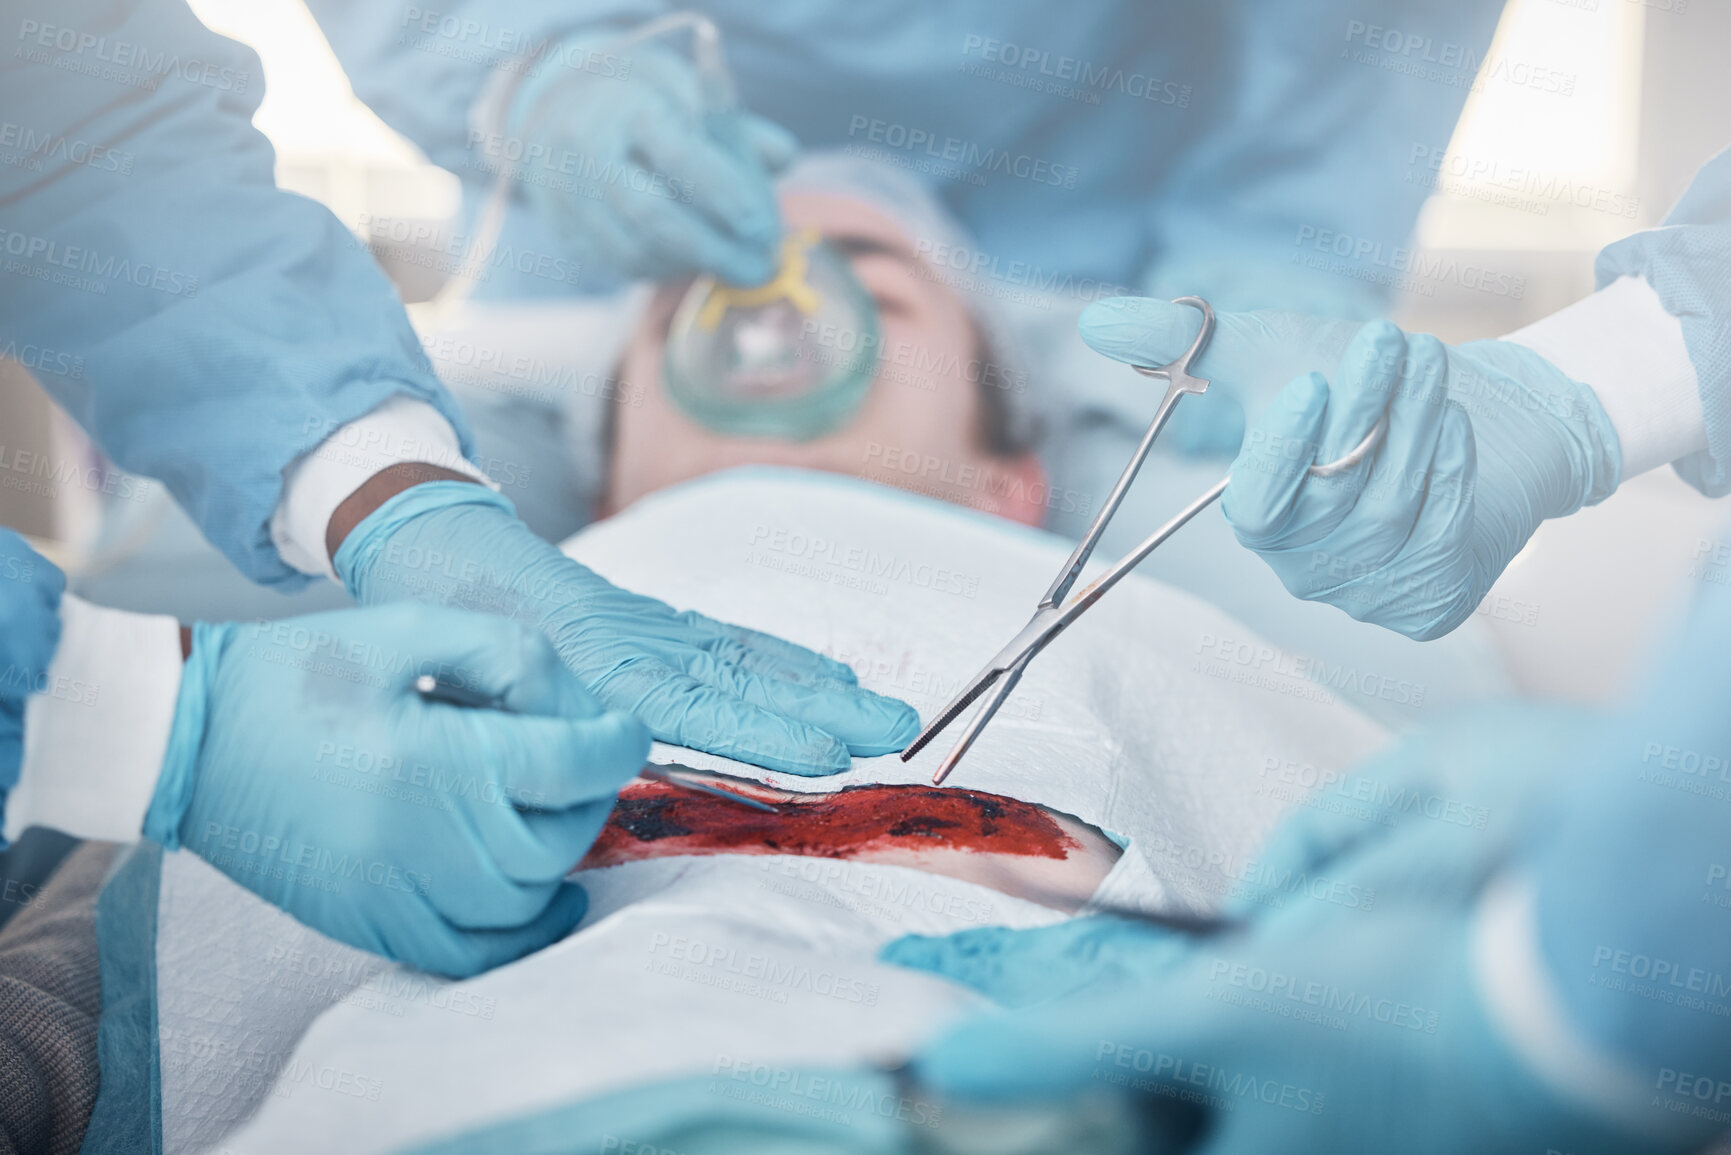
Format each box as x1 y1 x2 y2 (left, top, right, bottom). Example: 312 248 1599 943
578 780 1080 870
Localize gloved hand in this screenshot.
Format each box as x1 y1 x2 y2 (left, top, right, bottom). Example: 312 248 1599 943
883 914 1195 1011
1078 300 1369 457
144 603 650 978
335 483 919 775
889 706 1581 1003
1079 298 1622 639
896 708 1687 1155
508 33 797 286
1219 703 1582 920
886 707 1580 1006
911 909 1661 1154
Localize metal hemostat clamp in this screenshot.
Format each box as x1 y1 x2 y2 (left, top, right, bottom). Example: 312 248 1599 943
902 297 1389 785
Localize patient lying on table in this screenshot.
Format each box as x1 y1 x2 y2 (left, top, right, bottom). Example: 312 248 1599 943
198 471 1389 1155
596 161 1047 526
439 152 1053 545
431 153 1509 741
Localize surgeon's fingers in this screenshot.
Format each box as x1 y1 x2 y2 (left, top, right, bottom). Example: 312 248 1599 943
408 611 606 720
1077 297 1364 400
430 868 562 932
632 109 781 251
1224 371 1331 547
588 655 856 775
395 789 568 930
1164 392 1248 457
672 614 920 754
916 938 1292 1110
682 612 862 688
414 708 639 897
1225 322 1406 549
1334 332 1453 534
1351 404 1479 640
521 800 617 871
738 112 799 172
399 882 590 979
1224 726 1462 921
1312 320 1409 477
457 718 642 884
610 169 779 287
882 918 1189 1010
463 795 615 891
680 650 919 756
479 708 650 810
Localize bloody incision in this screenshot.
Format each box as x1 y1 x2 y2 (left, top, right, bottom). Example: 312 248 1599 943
578 780 1080 870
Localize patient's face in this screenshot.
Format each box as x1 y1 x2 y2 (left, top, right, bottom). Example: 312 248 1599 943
603 193 1044 523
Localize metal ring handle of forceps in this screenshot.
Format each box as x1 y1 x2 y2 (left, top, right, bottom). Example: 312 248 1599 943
918 297 1388 785
1070 297 1389 597
1130 308 1389 481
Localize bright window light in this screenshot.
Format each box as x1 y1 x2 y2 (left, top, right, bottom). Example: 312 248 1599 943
1416 0 1646 251
184 0 458 224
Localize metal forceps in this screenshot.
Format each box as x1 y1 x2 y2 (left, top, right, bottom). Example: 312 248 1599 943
902 297 1389 785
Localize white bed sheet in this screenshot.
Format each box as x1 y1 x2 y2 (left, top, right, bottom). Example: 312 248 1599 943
186 470 1389 1153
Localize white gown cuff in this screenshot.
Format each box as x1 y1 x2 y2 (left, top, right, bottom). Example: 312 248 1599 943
1504 275 1706 481
9 595 182 844
269 396 491 580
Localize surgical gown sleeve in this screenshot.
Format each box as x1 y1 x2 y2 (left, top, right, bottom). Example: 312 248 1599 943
1596 145 1731 496
0 0 473 588
303 0 666 179
1140 0 1505 318
1475 548 1731 1120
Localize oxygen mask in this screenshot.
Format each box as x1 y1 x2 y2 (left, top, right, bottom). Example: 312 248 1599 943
662 228 880 440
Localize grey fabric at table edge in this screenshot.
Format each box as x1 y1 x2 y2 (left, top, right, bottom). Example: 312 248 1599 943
0 839 121 1155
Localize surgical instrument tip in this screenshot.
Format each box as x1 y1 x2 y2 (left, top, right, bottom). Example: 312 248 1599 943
909 295 1394 785
902 694 981 764
640 764 780 813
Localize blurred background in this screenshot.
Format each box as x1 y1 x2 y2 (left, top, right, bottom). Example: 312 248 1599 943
4 0 1729 702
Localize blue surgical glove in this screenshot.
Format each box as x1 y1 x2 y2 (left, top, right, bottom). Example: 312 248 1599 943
1079 298 1622 640
508 34 797 287
335 483 919 775
883 915 1193 1011
897 708 1687 1154
886 707 1579 1008
144 603 649 978
1219 703 1581 921
1078 300 1368 457
912 911 1652 1154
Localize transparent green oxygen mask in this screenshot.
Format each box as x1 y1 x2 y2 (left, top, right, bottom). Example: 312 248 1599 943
662 228 880 441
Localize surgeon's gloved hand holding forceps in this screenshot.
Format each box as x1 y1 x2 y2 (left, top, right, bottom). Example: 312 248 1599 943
903 297 1388 785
